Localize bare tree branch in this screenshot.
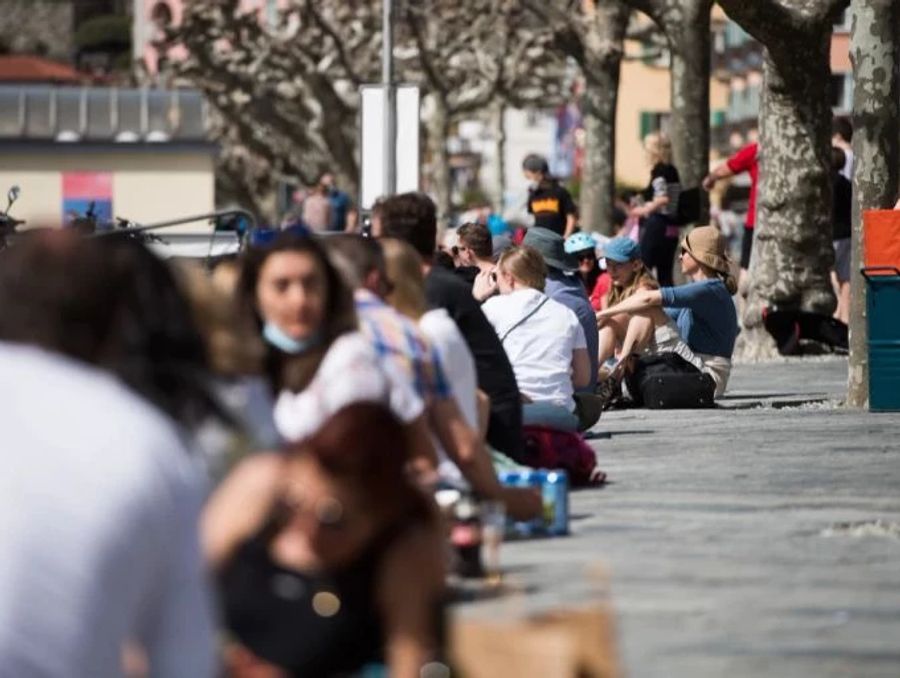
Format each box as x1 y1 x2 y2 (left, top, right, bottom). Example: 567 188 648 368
170 0 566 217
717 0 848 47
302 0 367 88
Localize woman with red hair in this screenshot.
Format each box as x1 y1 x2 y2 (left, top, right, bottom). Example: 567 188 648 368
205 403 446 678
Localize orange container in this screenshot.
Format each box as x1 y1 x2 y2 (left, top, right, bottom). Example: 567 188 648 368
863 209 900 271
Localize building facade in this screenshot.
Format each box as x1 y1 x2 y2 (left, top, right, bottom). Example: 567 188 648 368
0 83 215 230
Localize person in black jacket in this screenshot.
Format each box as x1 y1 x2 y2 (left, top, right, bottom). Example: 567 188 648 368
831 146 853 324
632 132 682 287
379 192 527 462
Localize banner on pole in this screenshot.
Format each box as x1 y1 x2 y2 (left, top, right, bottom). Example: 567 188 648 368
359 85 420 210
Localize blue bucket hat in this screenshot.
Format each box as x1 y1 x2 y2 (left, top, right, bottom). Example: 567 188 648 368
603 237 641 263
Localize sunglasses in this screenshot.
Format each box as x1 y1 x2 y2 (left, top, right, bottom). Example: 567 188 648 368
576 252 596 261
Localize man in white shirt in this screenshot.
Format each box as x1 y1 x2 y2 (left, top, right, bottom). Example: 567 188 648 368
0 343 215 678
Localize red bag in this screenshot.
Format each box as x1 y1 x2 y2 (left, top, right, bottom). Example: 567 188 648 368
522 425 603 486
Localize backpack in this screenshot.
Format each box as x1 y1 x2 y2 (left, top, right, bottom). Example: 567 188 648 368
675 187 702 226
626 352 716 409
521 425 602 487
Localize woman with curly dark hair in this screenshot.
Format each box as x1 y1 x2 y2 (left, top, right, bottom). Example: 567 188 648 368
205 402 446 678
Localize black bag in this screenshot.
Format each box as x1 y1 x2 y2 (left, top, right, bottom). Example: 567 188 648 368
626 352 716 409
675 187 702 226
763 306 849 355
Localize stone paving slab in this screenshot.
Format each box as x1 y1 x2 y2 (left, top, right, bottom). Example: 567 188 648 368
455 357 900 677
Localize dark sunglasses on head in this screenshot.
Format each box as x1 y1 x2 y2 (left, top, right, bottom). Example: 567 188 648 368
576 251 596 261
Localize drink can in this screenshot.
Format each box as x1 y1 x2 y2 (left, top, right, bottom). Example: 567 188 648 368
498 468 569 537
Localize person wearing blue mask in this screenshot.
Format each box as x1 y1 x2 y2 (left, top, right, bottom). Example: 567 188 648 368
236 231 439 468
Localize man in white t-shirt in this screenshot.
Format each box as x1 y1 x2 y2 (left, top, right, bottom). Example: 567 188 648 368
0 343 215 678
477 245 591 432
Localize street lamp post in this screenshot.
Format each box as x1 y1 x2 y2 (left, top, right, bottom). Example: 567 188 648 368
382 0 396 196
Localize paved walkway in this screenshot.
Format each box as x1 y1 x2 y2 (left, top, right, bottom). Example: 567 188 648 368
459 357 900 677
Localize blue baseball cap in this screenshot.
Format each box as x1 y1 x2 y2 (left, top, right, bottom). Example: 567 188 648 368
603 237 641 263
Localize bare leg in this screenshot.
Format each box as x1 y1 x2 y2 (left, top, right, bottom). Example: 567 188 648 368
598 327 618 365
619 314 656 360
597 313 656 408
838 281 850 325
597 312 631 364
831 271 842 320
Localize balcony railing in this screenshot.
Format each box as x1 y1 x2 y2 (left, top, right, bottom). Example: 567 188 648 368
0 85 210 143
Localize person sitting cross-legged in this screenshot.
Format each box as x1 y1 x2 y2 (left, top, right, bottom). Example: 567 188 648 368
475 245 591 432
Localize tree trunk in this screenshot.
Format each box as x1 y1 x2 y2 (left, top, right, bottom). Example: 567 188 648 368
847 0 900 407
580 2 629 235
666 0 712 210
427 95 452 227
744 38 837 332
581 73 620 236
494 101 507 214
216 157 277 224
308 74 360 196
623 0 712 217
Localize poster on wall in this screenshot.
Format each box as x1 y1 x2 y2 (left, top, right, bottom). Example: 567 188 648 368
62 172 113 228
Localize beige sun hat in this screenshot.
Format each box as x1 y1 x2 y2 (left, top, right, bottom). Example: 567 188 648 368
681 225 730 274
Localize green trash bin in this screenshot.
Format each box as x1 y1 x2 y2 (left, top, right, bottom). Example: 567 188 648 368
863 266 900 411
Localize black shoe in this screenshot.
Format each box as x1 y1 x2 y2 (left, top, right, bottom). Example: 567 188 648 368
595 376 622 411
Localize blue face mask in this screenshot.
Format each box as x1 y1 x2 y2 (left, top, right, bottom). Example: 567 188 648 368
262 322 321 354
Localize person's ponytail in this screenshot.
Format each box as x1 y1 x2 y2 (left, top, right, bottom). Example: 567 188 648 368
721 270 738 295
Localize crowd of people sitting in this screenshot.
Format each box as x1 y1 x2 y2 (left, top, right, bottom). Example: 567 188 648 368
0 152 743 675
